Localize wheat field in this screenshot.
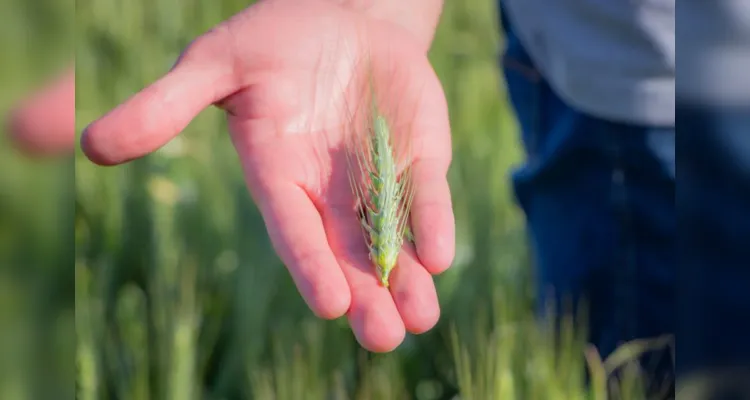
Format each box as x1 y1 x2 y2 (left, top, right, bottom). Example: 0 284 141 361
0 0 659 398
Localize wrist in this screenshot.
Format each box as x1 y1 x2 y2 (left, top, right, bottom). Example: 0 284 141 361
331 0 444 50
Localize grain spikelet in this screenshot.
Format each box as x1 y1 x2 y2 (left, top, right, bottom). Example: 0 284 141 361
345 59 415 288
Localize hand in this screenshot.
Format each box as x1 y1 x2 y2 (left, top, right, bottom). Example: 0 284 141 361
8 68 75 157
81 0 454 352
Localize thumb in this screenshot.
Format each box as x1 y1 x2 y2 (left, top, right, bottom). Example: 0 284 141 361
81 26 240 165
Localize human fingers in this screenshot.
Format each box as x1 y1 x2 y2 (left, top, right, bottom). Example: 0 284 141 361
254 181 351 320
8 68 75 156
321 203 406 353
388 245 441 334
81 26 240 165
403 66 455 274
409 157 455 274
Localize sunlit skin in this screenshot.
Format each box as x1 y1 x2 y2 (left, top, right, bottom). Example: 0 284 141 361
81 0 454 353
7 68 75 157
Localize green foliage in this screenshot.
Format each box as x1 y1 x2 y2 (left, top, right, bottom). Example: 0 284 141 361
0 0 74 398
0 0 670 398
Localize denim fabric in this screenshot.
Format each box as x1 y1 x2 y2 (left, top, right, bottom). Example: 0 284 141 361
678 105 750 392
499 6 676 396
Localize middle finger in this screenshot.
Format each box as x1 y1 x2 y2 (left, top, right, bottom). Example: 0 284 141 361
322 204 406 353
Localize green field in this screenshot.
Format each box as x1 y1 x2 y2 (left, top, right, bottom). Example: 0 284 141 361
0 0 661 398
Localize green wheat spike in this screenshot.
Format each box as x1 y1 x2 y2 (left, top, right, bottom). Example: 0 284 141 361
345 62 416 288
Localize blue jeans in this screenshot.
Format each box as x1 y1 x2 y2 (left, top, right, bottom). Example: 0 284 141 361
678 105 750 386
498 8 676 395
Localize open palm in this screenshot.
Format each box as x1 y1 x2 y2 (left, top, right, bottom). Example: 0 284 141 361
82 0 454 352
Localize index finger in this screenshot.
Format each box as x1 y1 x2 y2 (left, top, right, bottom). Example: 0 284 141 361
80 26 240 165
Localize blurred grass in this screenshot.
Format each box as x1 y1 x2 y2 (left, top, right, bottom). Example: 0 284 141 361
0 0 74 398
73 0 657 399
0 0 665 398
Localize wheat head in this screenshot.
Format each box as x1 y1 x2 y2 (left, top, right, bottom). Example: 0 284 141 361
345 62 416 288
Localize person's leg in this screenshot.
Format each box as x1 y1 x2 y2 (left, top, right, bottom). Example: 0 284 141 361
678 104 750 397
498 5 675 396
